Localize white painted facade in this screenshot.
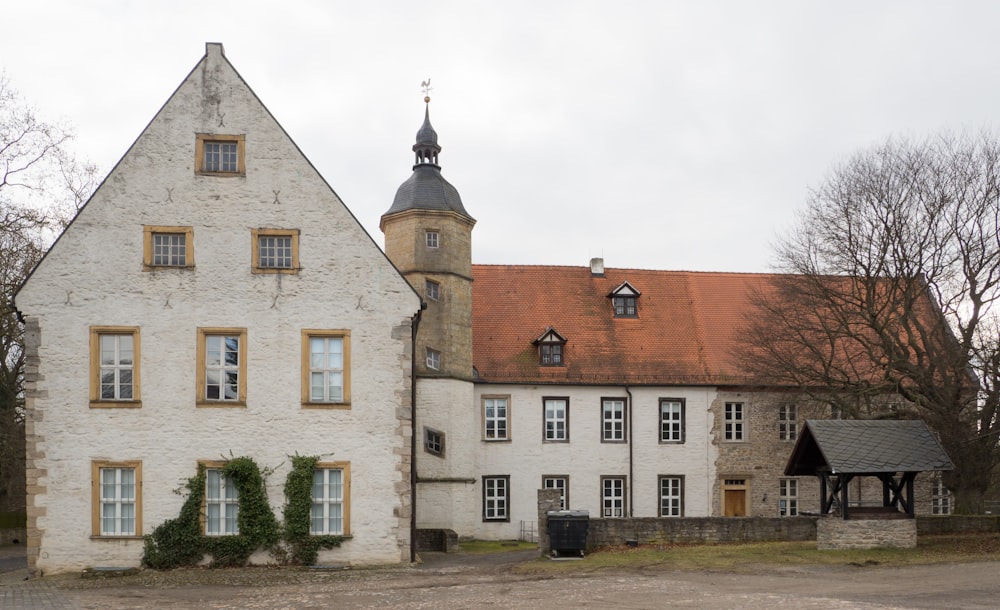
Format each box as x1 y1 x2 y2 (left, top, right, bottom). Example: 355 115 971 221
16 44 421 574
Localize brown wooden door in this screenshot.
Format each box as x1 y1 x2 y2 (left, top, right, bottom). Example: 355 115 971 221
724 489 746 516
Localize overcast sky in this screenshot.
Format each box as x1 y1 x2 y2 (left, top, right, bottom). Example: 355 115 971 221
4 1 999 272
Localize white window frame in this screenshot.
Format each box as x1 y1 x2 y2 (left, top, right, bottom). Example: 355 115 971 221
659 475 683 517
205 467 239 536
932 477 952 515
306 334 347 404
542 476 569 510
483 475 509 521
426 347 441 370
779 478 798 516
602 476 626 518
659 399 685 443
779 404 797 441
93 461 141 537
200 331 245 404
602 398 627 442
483 396 509 440
543 397 568 441
725 402 745 441
425 279 440 301
98 333 135 401
425 230 439 248
311 464 349 535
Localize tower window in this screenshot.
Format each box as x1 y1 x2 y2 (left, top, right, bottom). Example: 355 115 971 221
425 230 439 248
425 279 440 301
426 348 441 370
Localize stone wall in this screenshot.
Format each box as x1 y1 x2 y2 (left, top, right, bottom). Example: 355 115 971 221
588 516 819 546
917 515 1000 534
817 517 916 549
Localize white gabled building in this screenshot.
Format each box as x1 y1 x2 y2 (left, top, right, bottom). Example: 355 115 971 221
15 43 421 575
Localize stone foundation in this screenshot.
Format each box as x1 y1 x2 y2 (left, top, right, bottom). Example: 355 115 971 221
817 517 916 549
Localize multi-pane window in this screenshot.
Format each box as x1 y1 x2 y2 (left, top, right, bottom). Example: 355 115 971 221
426 348 441 370
659 476 683 517
90 327 140 406
425 230 439 248
251 229 299 273
205 468 239 535
197 328 247 405
724 402 745 441
659 399 684 443
93 462 140 537
196 134 244 175
613 296 637 317
424 427 445 456
779 478 798 516
311 466 347 535
602 476 626 518
483 476 509 521
602 399 627 442
544 398 568 441
540 343 563 365
778 404 797 441
143 226 194 269
425 279 440 301
542 476 569 509
308 335 345 403
932 477 952 515
483 396 509 440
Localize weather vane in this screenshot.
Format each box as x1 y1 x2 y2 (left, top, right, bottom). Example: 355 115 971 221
421 78 433 103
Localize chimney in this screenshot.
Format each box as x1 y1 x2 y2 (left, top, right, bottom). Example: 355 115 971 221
590 257 605 277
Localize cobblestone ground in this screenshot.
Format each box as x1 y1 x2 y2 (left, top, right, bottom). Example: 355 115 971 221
3 547 1000 609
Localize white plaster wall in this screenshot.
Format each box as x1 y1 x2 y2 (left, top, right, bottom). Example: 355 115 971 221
16 44 420 573
464 384 719 540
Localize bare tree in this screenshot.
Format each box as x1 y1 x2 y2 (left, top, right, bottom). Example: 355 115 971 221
742 133 1000 513
0 73 95 512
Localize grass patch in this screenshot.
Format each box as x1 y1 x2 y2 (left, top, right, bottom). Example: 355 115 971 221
459 540 537 554
514 533 1000 574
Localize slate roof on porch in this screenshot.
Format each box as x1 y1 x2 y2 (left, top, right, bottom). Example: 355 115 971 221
784 419 954 476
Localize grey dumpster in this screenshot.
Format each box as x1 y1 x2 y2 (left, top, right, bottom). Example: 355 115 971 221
547 509 589 557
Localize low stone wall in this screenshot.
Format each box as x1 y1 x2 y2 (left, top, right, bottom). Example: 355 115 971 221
917 515 1000 535
415 529 459 553
817 517 916 549
587 517 819 547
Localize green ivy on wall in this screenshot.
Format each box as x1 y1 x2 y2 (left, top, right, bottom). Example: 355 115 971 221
283 455 343 565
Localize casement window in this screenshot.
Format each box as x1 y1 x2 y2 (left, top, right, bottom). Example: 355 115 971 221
252 228 299 274
724 402 745 441
659 476 683 517
609 281 640 318
424 427 445 457
205 466 239 535
312 463 350 535
543 397 569 441
932 477 952 515
425 230 439 248
197 328 247 406
779 478 798 516
601 476 627 518
302 330 350 407
426 347 441 371
143 226 194 269
534 327 566 366
425 279 440 301
602 398 627 442
659 399 685 443
92 461 141 537
542 476 569 510
89 327 140 407
778 404 797 441
483 475 510 521
195 133 245 176
483 396 509 440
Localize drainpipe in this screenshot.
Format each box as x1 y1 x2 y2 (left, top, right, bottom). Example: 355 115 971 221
626 385 634 518
409 305 425 563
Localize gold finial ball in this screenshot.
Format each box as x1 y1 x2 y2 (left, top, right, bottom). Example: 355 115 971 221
424 96 431 103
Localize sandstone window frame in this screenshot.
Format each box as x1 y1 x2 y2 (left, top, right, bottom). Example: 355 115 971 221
91 460 142 538
143 225 194 269
195 133 245 176
311 462 351 536
252 228 300 274
89 326 141 408
301 330 351 408
196 328 247 407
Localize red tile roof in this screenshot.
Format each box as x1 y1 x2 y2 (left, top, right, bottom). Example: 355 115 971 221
472 264 781 386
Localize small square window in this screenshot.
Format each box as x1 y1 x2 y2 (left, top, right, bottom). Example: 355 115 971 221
425 230 439 248
426 348 441 370
424 427 446 457
252 229 299 274
425 279 440 301
196 134 245 176
143 226 194 269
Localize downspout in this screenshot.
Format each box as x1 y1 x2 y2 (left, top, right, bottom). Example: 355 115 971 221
409 304 424 563
626 385 634 517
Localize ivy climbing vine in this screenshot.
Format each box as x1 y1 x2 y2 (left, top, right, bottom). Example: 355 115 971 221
283 454 343 565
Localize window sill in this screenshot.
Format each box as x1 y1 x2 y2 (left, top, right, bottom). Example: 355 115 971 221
90 400 142 409
543 439 569 443
659 440 685 445
482 438 511 443
252 267 300 275
143 264 195 272
195 170 246 177
196 401 247 408
482 518 510 523
90 535 143 540
302 402 351 410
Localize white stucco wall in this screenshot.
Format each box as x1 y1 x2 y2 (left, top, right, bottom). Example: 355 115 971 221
16 44 420 574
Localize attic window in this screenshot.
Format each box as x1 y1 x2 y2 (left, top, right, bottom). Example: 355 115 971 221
609 281 641 318
196 134 245 176
534 328 566 367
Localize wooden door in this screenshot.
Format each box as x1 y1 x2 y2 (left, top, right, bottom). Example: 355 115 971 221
724 489 746 516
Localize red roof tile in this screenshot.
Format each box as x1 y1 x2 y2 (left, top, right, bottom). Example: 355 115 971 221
472 264 780 386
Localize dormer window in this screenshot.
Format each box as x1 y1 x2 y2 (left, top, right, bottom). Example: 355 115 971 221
534 328 566 367
609 281 641 318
